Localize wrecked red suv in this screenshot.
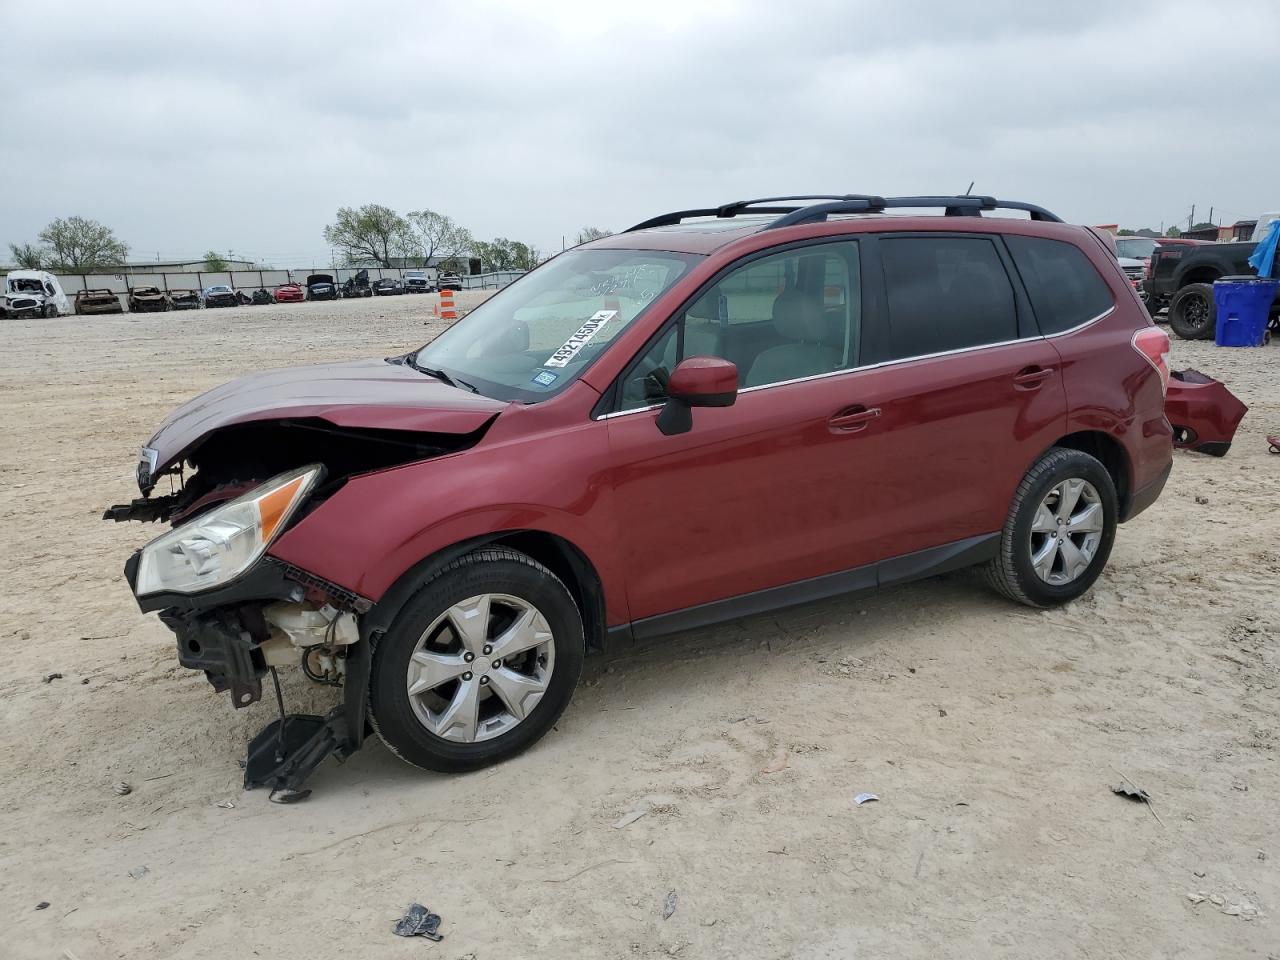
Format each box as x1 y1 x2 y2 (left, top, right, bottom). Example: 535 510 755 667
108 194 1174 797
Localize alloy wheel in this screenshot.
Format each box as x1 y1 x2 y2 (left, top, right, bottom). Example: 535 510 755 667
1028 478 1105 585
1183 292 1209 329
406 593 555 742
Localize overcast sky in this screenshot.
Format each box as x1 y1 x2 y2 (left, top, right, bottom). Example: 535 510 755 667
4 0 1277 267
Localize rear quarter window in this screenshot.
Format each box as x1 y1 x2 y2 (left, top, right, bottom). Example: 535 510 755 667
1005 235 1114 335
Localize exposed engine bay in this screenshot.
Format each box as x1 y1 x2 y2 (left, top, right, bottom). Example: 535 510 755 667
107 402 500 801
105 416 485 523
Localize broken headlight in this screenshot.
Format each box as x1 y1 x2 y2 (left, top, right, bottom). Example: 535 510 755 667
134 464 322 597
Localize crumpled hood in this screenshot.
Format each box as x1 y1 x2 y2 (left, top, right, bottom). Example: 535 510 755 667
141 357 506 484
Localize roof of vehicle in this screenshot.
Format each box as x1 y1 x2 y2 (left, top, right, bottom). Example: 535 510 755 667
5 269 52 280
205 285 232 292
590 194 1071 256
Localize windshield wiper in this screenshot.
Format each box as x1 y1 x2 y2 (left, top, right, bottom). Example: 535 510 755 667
410 358 480 394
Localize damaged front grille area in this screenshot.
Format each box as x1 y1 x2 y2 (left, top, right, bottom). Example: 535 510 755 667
266 558 372 614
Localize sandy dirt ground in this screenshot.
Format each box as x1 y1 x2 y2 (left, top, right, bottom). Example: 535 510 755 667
2 294 1277 959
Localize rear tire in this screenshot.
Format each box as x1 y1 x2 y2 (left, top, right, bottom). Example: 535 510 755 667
1168 282 1216 340
369 548 585 773
982 448 1118 608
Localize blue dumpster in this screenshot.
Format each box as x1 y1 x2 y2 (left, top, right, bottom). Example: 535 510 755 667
1213 276 1278 347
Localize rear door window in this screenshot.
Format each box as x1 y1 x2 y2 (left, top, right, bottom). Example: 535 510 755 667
1005 235 1115 335
879 236 1018 359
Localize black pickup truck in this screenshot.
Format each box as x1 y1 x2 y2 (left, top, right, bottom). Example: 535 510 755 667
1145 214 1279 339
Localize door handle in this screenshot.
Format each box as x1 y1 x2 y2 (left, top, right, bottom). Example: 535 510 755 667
828 405 881 432
1012 366 1054 389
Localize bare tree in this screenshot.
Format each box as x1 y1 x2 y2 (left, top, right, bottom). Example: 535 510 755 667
323 204 411 267
37 217 129 271
405 209 474 266
574 226 613 245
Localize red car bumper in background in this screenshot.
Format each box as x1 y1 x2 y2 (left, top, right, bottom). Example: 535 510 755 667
274 286 305 303
1166 369 1248 457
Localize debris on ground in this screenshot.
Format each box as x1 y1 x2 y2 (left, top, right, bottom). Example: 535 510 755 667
1112 782 1149 802
662 891 678 920
35 901 49 910
113 781 131 796
392 903 443 940
854 793 880 806
613 806 649 829
127 866 149 880
215 799 236 809
42 672 63 684
760 749 789 774
1195 496 1210 505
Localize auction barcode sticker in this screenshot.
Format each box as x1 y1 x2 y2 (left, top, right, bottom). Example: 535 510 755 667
543 310 618 368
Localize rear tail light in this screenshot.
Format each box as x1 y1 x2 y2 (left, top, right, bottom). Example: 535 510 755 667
1132 326 1170 395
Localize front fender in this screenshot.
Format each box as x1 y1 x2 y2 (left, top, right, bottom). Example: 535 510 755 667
267 419 627 623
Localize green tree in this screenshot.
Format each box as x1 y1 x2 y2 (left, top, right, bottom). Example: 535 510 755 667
37 216 129 271
323 204 411 267
405 209 474 267
473 238 540 271
1166 226 1181 237
1190 222 1216 231
8 242 44 269
574 226 613 245
1117 228 1135 236
203 250 229 271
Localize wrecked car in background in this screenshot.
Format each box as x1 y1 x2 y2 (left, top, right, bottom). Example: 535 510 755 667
169 289 200 310
128 286 169 313
1166 369 1248 456
203 285 239 308
342 269 373 298
74 288 124 315
3 270 69 318
306 273 338 301
274 282 305 303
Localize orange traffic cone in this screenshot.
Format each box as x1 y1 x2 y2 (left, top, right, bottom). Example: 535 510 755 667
439 288 457 321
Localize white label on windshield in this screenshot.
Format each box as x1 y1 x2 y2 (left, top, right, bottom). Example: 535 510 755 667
543 310 618 368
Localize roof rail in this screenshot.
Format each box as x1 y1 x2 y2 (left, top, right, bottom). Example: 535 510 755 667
626 195 886 232
625 194 1062 232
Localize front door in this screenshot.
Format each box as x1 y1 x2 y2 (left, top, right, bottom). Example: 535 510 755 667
604 239 888 624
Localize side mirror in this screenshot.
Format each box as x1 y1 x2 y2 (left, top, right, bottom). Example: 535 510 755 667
656 356 738 436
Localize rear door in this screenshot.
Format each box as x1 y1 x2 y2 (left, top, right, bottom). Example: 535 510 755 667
847 232 1068 565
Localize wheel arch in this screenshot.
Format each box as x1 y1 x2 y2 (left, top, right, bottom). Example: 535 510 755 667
1046 431 1131 518
1176 267 1221 288
362 529 608 652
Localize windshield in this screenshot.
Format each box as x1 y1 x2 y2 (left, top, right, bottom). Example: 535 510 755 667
8 278 43 293
413 248 701 402
207 286 231 293
1115 238 1158 259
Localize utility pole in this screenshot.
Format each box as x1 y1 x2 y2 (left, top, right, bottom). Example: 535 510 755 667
1188 205 1195 231
1208 206 1214 227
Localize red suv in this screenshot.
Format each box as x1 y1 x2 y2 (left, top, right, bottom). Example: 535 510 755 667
107 194 1173 797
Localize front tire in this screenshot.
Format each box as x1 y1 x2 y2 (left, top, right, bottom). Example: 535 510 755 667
982 448 1118 608
1168 282 1216 340
369 548 585 773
